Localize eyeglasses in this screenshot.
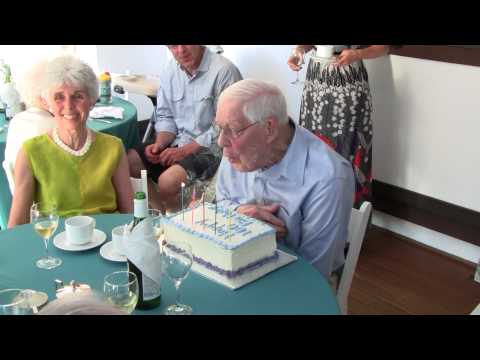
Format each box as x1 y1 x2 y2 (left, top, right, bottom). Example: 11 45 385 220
214 121 259 140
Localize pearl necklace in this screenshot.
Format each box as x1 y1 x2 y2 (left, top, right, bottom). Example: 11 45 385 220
52 127 92 157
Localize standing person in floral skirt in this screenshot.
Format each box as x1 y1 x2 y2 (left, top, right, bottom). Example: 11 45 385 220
288 45 390 208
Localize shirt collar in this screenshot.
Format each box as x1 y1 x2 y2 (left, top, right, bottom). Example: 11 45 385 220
256 120 307 185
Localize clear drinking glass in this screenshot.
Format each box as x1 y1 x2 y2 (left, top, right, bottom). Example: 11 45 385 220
103 271 139 314
148 208 163 242
0 289 35 315
163 240 193 315
290 49 305 85
30 203 61 270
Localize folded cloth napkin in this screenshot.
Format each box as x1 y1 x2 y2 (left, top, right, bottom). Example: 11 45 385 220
123 218 163 287
89 106 124 119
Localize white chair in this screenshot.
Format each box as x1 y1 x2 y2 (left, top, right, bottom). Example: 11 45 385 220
2 159 15 195
470 303 480 315
112 74 160 144
336 201 372 315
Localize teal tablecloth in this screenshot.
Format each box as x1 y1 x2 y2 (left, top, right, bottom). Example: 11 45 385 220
0 214 340 315
0 97 139 230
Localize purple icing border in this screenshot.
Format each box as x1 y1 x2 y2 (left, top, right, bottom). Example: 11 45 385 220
166 244 279 279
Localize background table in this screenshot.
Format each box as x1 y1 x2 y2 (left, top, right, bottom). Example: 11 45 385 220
0 97 139 230
0 213 340 315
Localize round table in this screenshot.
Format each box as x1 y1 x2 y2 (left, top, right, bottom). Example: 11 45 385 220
0 213 340 315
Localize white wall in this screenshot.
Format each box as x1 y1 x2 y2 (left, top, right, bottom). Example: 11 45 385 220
365 55 480 212
222 45 306 122
96 45 169 76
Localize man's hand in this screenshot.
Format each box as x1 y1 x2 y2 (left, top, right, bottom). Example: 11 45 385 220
236 203 287 238
159 142 201 167
334 49 360 67
144 143 163 164
159 147 187 167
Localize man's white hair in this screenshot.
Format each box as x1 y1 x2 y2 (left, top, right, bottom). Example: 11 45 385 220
219 78 288 125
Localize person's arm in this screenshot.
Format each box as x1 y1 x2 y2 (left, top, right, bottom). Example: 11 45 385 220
146 131 177 164
112 149 134 214
335 45 390 66
153 84 178 144
296 45 316 54
215 159 287 236
193 63 243 149
146 83 178 164
8 148 35 228
288 45 315 71
299 176 354 278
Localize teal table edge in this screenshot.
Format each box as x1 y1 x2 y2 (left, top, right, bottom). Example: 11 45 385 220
0 213 340 315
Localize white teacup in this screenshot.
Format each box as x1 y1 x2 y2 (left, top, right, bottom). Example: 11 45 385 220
111 225 126 255
315 45 334 58
65 216 96 245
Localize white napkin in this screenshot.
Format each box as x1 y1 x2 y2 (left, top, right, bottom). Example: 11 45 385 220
123 218 162 286
90 106 124 119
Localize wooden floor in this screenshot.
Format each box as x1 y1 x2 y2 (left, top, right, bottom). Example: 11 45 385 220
348 226 480 315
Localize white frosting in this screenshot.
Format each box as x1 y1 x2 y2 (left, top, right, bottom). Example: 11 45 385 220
163 203 277 272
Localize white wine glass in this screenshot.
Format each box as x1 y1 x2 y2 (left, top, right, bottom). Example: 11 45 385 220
0 289 35 315
163 240 193 315
148 208 163 243
30 202 61 270
103 271 139 314
290 49 305 85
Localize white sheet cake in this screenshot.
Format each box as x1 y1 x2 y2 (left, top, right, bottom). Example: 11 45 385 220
163 202 278 279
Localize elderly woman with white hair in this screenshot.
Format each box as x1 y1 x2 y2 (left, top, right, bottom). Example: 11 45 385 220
8 55 133 228
3 59 56 194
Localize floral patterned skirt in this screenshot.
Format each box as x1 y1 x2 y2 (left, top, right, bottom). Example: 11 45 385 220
299 57 373 208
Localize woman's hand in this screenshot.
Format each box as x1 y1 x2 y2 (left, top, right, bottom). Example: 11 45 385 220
334 49 360 67
334 46 390 67
288 49 305 71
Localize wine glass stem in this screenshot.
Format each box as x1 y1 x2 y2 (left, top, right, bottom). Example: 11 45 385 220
174 281 182 306
44 237 50 259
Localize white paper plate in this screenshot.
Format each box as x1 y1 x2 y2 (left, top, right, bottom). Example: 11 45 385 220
100 241 127 262
53 229 106 251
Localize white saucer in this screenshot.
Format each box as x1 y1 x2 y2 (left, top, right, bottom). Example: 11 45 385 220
100 241 127 262
53 229 107 251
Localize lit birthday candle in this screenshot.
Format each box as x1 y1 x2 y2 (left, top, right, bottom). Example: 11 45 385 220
227 207 231 242
191 185 196 226
214 202 217 235
181 182 185 221
202 194 205 229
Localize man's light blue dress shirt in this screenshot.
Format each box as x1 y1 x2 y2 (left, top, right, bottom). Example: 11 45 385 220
216 121 355 277
154 48 242 157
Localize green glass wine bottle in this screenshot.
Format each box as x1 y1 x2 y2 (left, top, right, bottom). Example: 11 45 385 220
127 191 161 310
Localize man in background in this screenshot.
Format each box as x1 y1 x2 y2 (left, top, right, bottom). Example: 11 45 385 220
128 45 242 212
